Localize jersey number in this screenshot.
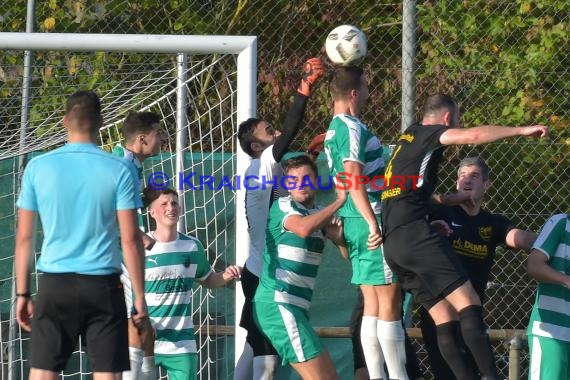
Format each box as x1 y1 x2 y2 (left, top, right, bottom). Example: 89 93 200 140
384 145 402 186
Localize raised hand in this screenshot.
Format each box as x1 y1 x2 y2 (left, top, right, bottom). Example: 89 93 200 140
297 57 325 97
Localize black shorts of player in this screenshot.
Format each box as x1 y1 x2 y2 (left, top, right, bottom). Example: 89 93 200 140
31 273 129 372
383 219 468 310
238 265 278 356
349 291 366 372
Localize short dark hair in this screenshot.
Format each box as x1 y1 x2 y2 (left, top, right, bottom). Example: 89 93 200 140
282 154 318 178
458 157 490 181
122 112 160 143
65 90 102 132
238 117 262 157
330 66 364 101
422 93 458 119
143 187 178 208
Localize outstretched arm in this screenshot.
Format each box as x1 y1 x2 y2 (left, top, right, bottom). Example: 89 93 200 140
272 58 325 162
439 125 548 146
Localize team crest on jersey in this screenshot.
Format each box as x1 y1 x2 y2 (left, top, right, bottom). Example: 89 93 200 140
479 226 492 241
183 255 191 268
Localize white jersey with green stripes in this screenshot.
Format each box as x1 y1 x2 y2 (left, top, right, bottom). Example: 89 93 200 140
254 196 326 311
527 214 570 342
112 144 144 212
324 114 385 217
145 232 213 355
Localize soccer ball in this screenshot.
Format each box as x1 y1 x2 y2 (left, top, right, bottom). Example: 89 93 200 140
325 25 367 66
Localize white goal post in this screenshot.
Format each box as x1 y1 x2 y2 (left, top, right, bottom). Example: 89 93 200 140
0 32 255 378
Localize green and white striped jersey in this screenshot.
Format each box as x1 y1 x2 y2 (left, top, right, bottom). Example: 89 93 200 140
112 144 144 212
324 114 385 217
145 232 213 355
527 214 570 342
254 196 325 311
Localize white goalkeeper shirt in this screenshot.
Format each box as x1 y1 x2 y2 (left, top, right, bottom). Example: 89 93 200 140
243 145 282 277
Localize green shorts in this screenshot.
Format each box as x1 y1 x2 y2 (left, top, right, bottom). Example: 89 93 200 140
528 335 570 380
253 301 322 365
155 353 198 380
342 215 395 285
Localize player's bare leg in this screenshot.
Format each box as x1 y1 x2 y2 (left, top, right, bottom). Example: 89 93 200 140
28 370 122 380
290 350 339 380
29 369 58 380
92 373 122 380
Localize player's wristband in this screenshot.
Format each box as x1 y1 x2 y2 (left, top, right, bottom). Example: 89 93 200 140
16 292 31 298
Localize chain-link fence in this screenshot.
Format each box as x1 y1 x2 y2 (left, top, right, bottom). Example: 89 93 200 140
1 1 568 379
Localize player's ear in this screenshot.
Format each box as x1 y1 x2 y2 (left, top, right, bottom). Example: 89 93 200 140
148 206 156 218
63 115 69 129
483 180 492 191
442 111 452 127
250 142 262 154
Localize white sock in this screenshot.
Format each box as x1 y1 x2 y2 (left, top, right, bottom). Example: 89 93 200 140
252 355 279 380
123 347 143 380
377 320 408 380
141 355 158 380
361 316 386 380
234 342 254 380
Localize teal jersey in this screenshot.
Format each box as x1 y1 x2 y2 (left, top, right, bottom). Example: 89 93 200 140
254 196 326 311
16 143 140 275
527 214 570 342
145 232 213 355
324 114 385 217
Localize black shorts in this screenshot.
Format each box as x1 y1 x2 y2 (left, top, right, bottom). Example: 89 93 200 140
383 219 467 310
349 290 366 371
238 265 277 356
31 273 129 372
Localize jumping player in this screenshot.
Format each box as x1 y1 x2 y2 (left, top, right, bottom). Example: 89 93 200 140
324 66 408 380
381 93 548 379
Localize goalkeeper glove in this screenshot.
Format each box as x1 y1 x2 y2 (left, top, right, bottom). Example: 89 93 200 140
306 132 326 160
297 57 325 97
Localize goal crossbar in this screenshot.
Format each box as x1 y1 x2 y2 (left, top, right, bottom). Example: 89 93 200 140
0 32 256 54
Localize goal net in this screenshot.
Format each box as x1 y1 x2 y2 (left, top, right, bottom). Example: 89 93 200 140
0 33 255 379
